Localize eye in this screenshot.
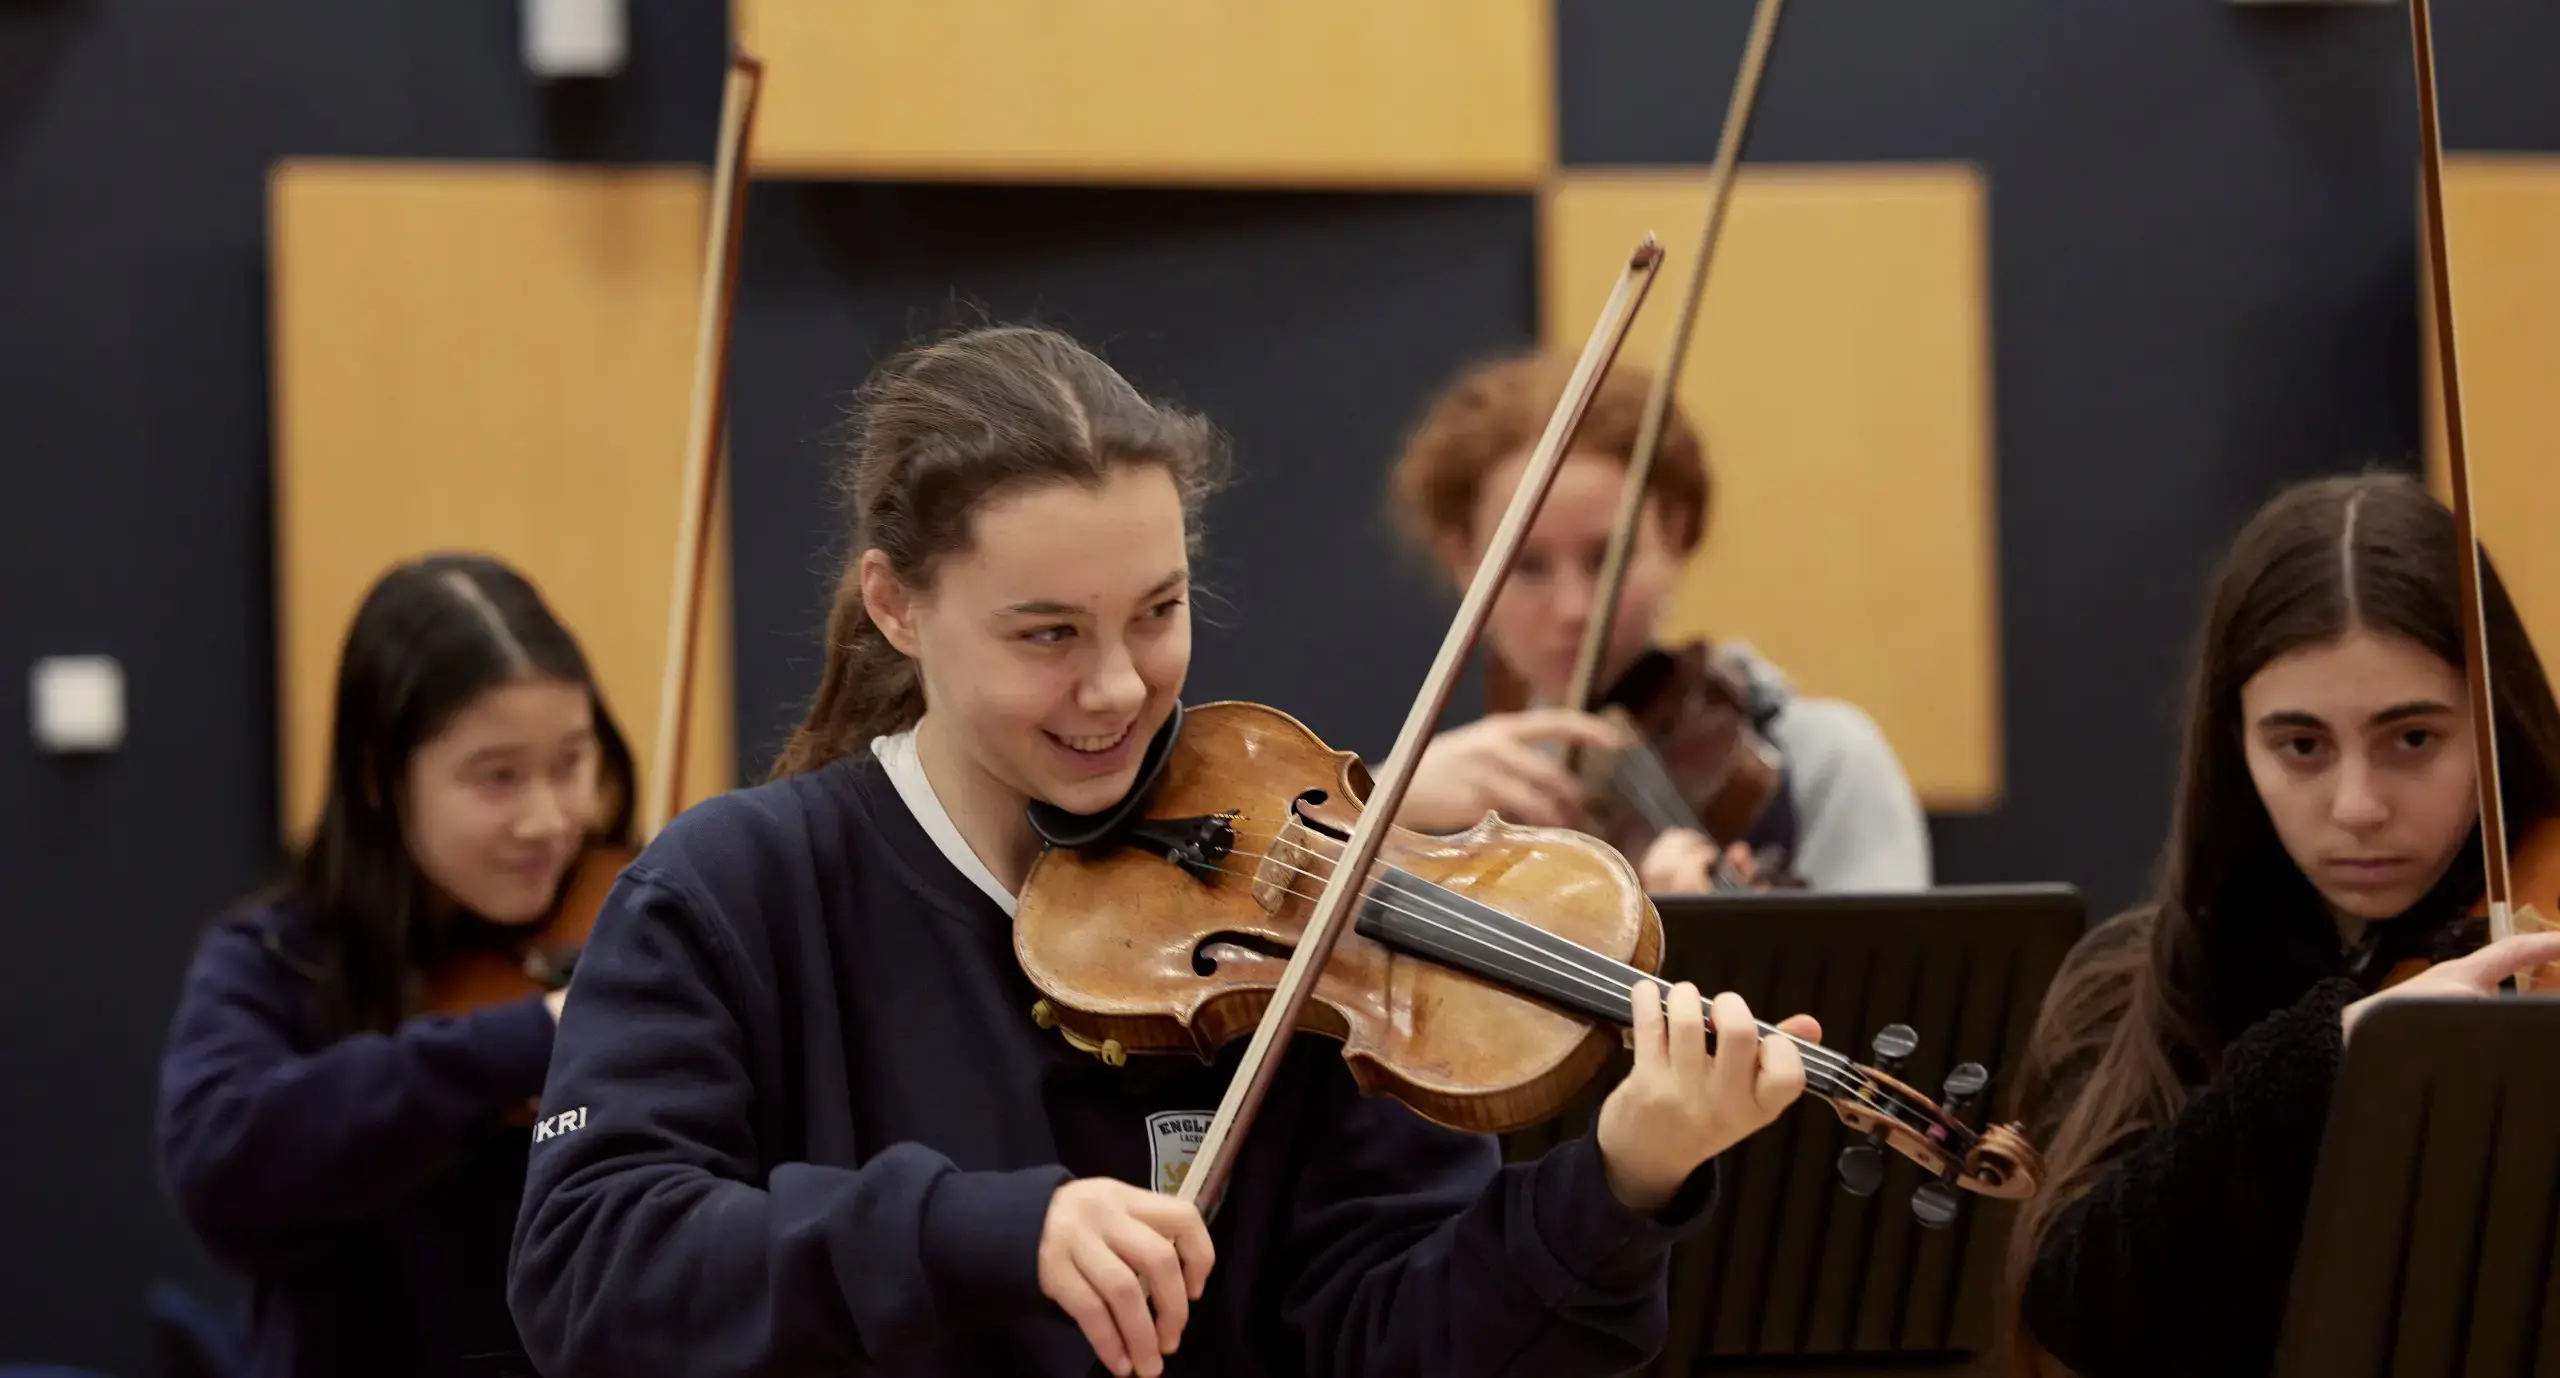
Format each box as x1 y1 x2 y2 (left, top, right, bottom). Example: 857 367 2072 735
1020 624 1075 646
2395 725 2440 751
1147 595 1185 620
2270 733 2327 761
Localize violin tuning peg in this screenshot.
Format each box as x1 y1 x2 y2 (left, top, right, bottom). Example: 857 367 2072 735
1835 1140 1885 1198
1942 1061 1989 1117
1869 1022 1918 1075
1910 1180 1962 1231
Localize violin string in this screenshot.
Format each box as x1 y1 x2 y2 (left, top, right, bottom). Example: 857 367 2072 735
1186 819 1973 1147
1194 812 1781 1038
1172 850 1873 1108
1166 815 1908 1115
1218 839 1867 1100
1619 747 1758 893
1594 745 1754 893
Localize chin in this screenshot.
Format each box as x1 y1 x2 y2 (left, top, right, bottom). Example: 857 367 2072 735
2321 887 2424 923
1032 761 1145 818
469 882 560 926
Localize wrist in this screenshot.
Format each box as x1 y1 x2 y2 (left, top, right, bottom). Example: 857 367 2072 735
1600 1150 1681 1216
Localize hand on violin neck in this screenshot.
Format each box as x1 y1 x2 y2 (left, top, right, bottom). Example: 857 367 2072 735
1639 829 1756 892
2343 929 2560 1039
1596 983 1819 1215
1397 708 1630 833
1038 1177 1213 1378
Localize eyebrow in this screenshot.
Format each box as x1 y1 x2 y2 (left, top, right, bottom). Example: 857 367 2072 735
1001 569 1188 617
2255 699 2458 732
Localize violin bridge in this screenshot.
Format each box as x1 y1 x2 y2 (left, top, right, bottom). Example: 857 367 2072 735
1252 816 1322 916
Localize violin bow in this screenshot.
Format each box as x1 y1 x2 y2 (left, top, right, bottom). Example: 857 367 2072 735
1561 0 1787 716
642 45 764 841
2406 0 2525 964
1176 238 1669 1217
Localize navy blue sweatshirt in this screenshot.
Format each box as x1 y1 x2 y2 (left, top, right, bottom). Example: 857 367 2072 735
507 747 1719 1377
157 902 557 1378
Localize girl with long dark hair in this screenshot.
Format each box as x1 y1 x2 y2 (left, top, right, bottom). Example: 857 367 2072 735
506 323 1822 1378
158 552 635 1378
2005 472 2560 1377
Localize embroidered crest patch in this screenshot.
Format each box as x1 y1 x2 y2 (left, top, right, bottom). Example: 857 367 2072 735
1146 1109 1212 1194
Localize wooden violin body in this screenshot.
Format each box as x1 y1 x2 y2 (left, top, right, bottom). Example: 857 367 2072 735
2380 815 2560 991
1577 640 1787 869
415 842 632 1017
1016 700 2043 1205
1018 700 1658 1135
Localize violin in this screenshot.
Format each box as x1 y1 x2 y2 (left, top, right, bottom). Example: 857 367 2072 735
1017 223 2041 1232
2375 0 2560 994
1490 0 1798 893
416 48 765 1025
1015 698 2040 1211
1494 641 1792 891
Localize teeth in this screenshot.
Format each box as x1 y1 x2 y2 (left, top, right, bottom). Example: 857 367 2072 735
1056 727 1129 753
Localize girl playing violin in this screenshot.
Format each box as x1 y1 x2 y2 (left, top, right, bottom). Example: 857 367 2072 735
156 552 635 1378
1386 350 1931 893
2004 471 2560 1378
506 324 1821 1378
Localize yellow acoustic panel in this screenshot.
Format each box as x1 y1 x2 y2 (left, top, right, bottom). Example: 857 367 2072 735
1541 165 2000 810
734 0 1550 187
2424 153 2560 669
269 160 736 842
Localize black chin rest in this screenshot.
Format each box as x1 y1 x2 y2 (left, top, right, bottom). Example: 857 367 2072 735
1025 701 1186 849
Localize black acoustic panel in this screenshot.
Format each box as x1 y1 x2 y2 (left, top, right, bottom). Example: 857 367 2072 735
727 182 1537 777
2435 0 2560 150
1566 0 2436 917
1557 0 2005 165
0 3 727 1372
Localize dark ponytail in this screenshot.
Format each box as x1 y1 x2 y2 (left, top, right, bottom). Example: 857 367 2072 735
771 324 1227 777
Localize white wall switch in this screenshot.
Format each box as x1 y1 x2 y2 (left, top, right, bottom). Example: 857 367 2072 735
31 654 125 753
525 0 626 77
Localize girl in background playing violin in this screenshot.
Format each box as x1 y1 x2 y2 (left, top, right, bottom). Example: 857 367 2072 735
1385 351 1931 893
506 324 1821 1378
2004 472 2560 1378
156 552 633 1378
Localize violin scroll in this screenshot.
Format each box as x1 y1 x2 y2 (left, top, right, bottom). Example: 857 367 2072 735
1824 1021 2040 1228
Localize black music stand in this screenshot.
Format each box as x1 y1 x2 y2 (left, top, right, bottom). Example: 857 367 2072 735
1502 883 2086 1376
2271 995 2560 1377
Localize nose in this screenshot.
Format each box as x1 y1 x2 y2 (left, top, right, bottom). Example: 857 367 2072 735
1080 634 1148 719
515 778 575 843
2330 756 2391 831
1551 564 1596 630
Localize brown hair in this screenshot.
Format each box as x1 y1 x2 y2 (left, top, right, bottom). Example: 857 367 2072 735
2001 470 2560 1374
1388 351 1711 563
770 324 1228 777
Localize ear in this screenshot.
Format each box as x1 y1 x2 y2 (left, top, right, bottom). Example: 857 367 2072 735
860 549 925 658
1432 529 1480 587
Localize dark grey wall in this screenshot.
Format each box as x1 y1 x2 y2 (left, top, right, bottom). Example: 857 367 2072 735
0 3 723 1372
3 0 2553 1370
726 182 1537 775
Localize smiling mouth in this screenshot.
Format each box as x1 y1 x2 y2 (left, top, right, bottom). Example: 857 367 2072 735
1047 725 1133 755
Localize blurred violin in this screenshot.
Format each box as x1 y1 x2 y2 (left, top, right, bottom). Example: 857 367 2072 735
1017 227 2042 1235
2376 0 2560 993
416 48 764 1022
1504 0 1798 891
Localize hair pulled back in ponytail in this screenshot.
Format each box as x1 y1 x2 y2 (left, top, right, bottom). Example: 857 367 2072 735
771 324 1228 777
